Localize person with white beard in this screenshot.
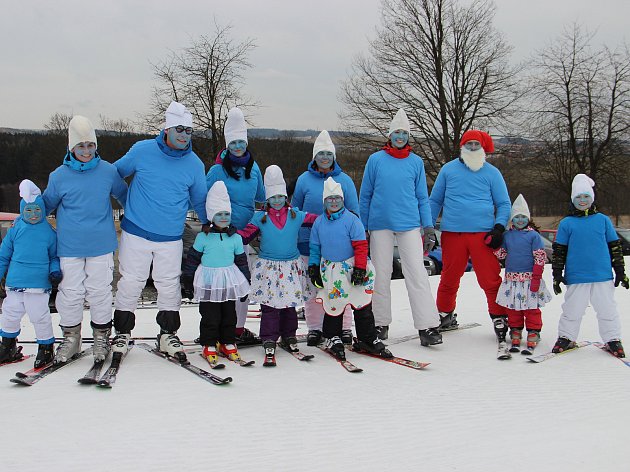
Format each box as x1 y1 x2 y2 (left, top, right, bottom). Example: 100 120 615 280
429 130 511 344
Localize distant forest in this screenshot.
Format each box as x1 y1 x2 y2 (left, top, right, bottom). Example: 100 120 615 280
1 132 628 223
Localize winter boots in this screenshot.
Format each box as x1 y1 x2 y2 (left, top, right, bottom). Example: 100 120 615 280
92 326 111 362
0 337 21 364
491 316 508 342
327 336 346 361
419 327 443 347
509 328 523 353
375 325 389 340
54 324 82 364
607 339 625 358
306 329 323 347
158 331 187 362
438 311 458 331
353 338 393 358
552 336 576 354
35 343 54 369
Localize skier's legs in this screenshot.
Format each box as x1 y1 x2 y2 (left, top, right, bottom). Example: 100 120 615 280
151 239 184 312
114 231 154 311
199 302 222 347
219 300 237 345
436 231 470 313
23 292 54 342
1 291 26 336
369 229 395 327
259 304 281 342
84 253 115 326
557 284 591 341
467 232 504 315
55 257 87 327
589 281 622 342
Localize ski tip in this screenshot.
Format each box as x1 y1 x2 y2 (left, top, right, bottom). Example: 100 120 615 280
10 377 32 386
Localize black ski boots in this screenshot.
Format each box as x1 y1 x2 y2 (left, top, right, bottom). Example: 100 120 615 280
491 315 508 342
419 327 443 347
438 311 459 331
0 337 21 365
328 336 346 361
552 336 576 354
35 343 54 369
353 338 393 358
375 325 389 340
306 330 323 347
341 329 353 345
607 339 625 358
509 328 523 353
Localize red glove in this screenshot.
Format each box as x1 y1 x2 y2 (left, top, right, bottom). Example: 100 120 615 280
530 263 544 293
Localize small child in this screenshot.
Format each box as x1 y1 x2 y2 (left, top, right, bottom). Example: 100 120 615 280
551 174 628 357
0 180 61 368
239 165 316 366
181 181 250 366
308 177 392 361
494 194 552 355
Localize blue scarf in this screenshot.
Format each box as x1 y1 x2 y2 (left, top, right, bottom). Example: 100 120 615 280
227 151 251 167
63 150 101 172
326 207 345 221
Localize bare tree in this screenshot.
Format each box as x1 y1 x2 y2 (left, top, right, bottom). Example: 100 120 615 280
340 0 521 179
144 22 258 158
43 112 73 135
99 114 136 135
527 25 630 201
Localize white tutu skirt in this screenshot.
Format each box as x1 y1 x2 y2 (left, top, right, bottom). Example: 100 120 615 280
193 264 250 303
250 257 314 308
315 257 375 315
496 278 552 311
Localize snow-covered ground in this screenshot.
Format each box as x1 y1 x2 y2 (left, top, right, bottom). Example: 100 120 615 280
3 265 630 471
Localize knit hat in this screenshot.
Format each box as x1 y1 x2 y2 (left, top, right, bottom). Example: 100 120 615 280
224 107 248 146
387 109 410 137
164 101 193 129
312 130 336 160
510 194 530 221
68 115 97 150
205 181 231 221
571 174 595 200
264 165 287 200
460 130 495 153
19 179 46 215
322 177 344 201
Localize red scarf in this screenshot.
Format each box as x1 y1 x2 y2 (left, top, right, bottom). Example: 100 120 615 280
383 143 412 159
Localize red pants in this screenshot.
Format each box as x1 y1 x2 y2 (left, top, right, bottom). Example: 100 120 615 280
436 232 504 315
505 308 542 331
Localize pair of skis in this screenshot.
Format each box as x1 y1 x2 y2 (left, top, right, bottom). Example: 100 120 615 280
10 348 94 386
77 347 133 387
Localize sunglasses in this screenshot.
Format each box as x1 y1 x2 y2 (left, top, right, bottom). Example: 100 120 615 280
325 196 343 203
173 125 193 135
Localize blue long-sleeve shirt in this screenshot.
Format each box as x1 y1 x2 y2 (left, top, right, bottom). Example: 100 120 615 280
429 158 511 232
249 209 307 261
501 228 545 273
0 218 60 289
291 161 359 255
43 158 127 257
309 209 366 265
359 150 433 232
114 131 208 241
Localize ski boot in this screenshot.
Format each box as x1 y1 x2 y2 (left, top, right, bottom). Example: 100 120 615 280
263 340 276 367
438 311 459 331
34 343 54 369
54 324 82 364
353 337 393 359
491 315 508 343
202 346 219 365
552 336 576 354
279 336 299 353
158 331 187 362
327 336 346 361
509 328 523 353
92 326 111 362
341 329 354 345
607 339 625 358
111 333 131 355
306 329 323 347
419 327 443 347
219 343 242 362
235 327 262 346
375 325 389 340
522 330 540 355
0 337 22 365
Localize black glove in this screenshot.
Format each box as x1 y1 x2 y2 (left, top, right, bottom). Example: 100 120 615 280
484 224 505 249
614 266 630 289
351 267 367 286
181 275 194 299
423 227 437 253
308 265 323 289
49 271 63 285
239 295 249 302
552 268 566 295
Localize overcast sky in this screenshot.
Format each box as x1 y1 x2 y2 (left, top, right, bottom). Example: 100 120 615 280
1 0 628 131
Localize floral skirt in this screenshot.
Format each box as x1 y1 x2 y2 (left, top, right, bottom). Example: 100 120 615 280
315 257 375 315
496 278 552 311
193 265 250 303
250 258 314 308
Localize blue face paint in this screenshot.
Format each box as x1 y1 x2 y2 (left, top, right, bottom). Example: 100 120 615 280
212 211 231 228
268 195 287 210
463 140 482 151
324 195 344 213
572 193 593 211
314 151 334 170
228 140 247 157
23 203 43 225
72 142 97 163
512 214 529 230
166 127 192 150
390 130 409 149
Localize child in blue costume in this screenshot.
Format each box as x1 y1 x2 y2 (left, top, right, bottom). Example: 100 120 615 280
0 180 61 368
551 174 628 357
238 165 316 365
494 194 552 355
181 181 250 366
309 177 392 361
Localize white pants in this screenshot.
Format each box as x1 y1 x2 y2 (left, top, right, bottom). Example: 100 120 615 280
1 291 54 341
114 231 183 312
300 255 352 331
370 228 439 330
558 281 622 342
56 253 114 327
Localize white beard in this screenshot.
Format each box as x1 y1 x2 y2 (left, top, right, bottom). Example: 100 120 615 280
460 147 486 172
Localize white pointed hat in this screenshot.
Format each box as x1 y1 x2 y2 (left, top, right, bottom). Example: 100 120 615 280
264 165 287 200
571 174 595 201
224 107 248 146
322 177 344 201
206 181 231 221
388 108 410 136
312 130 336 160
68 115 97 150
164 101 193 129
510 194 530 221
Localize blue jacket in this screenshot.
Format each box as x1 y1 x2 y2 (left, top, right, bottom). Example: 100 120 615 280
501 228 545 273
291 161 359 255
359 150 433 232
43 154 127 257
0 217 60 290
206 152 265 230
429 158 511 232
114 131 208 241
